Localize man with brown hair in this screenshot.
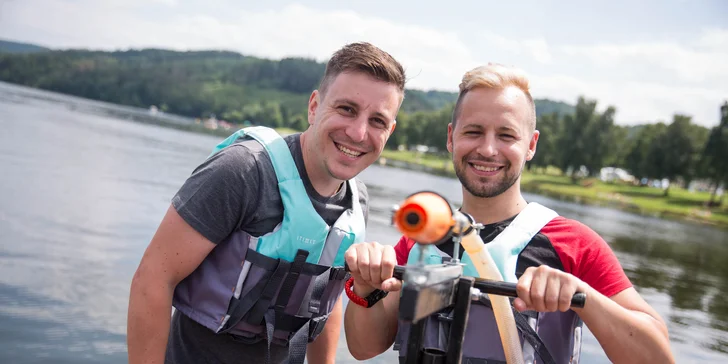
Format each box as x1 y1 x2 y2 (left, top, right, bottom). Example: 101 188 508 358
127 42 406 364
343 63 674 363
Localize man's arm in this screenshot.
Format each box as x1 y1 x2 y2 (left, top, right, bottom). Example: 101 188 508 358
514 266 674 364
306 295 343 364
344 284 401 360
342 242 402 360
575 286 673 364
127 205 216 364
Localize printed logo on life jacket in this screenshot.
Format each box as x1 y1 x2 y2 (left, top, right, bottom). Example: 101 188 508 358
297 235 318 245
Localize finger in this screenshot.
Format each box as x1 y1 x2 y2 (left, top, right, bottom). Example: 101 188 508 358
544 274 561 312
382 277 402 292
529 267 549 312
344 247 359 276
380 246 396 283
357 244 371 283
559 279 579 312
513 297 528 312
368 244 383 287
516 267 535 309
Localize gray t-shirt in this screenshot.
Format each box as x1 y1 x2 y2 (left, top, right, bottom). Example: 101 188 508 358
166 133 369 364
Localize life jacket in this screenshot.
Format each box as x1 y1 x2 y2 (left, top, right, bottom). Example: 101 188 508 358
394 203 583 364
172 126 366 363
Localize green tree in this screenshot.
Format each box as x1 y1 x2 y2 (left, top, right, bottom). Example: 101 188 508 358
646 115 701 196
582 106 618 177
701 102 728 206
625 123 667 181
530 112 562 172
556 97 597 181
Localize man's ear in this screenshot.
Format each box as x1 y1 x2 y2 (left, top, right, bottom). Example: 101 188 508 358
307 90 320 126
527 130 540 161
446 123 454 153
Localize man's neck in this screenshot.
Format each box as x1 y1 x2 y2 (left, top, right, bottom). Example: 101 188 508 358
300 131 344 197
459 182 528 225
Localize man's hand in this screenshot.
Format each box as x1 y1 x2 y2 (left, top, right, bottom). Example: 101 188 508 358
344 242 402 296
514 265 588 313
343 242 403 360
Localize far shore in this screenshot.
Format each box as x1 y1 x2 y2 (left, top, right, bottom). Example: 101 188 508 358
375 149 728 230
104 117 728 231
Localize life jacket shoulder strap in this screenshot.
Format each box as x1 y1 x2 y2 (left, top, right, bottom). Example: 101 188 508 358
484 202 559 283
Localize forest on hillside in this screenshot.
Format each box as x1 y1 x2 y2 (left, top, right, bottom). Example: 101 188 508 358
1 46 726 202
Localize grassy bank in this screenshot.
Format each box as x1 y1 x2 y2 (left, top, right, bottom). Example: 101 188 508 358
377 149 728 229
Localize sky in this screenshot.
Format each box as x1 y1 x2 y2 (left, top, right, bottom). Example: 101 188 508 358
1 0 727 127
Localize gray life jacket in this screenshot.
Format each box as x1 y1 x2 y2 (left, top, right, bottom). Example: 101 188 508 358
394 203 583 364
172 126 366 363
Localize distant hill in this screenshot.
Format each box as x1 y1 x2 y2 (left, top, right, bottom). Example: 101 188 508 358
0 39 50 54
403 91 576 117
535 99 575 118
0 43 576 135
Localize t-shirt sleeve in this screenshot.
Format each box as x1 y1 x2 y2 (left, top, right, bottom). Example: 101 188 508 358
394 236 414 266
547 218 633 298
171 144 261 244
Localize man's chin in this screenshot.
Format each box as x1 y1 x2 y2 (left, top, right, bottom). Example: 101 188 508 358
327 165 362 182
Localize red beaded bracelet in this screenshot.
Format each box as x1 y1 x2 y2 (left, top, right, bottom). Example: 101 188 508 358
345 277 369 307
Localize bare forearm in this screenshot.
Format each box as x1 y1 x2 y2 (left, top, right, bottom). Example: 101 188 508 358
576 287 673 364
307 296 343 364
344 289 399 360
127 274 175 364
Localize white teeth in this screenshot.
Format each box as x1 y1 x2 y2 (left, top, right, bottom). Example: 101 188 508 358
473 164 499 172
337 144 362 157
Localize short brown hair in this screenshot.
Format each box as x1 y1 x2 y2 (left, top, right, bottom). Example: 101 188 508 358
452 63 536 131
319 42 406 96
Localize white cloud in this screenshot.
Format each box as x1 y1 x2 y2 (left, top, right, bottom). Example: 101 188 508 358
531 74 725 125
560 29 728 85
151 0 177 5
697 28 728 49
0 2 478 91
0 1 725 127
480 33 553 64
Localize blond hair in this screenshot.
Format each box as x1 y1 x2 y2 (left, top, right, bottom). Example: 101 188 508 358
452 63 536 130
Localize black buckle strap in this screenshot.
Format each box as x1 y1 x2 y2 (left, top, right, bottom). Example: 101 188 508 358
329 266 349 281
246 258 291 326
274 249 309 313
220 251 290 333
308 267 332 315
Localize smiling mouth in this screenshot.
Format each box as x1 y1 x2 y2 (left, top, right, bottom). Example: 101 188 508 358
469 163 504 172
335 142 364 158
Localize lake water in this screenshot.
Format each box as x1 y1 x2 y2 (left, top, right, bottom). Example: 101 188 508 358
1 81 726 363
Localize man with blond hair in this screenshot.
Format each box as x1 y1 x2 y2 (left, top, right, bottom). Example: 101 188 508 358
342 64 674 363
127 42 406 364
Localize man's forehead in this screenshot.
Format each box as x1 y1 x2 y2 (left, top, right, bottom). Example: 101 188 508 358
462 87 529 109
458 89 530 127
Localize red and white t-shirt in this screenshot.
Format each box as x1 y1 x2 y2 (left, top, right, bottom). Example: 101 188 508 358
394 216 632 298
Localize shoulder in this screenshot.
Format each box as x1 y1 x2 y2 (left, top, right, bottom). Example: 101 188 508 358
539 216 632 297
209 136 279 182
210 137 269 169
192 136 280 208
540 216 604 246
538 216 609 265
